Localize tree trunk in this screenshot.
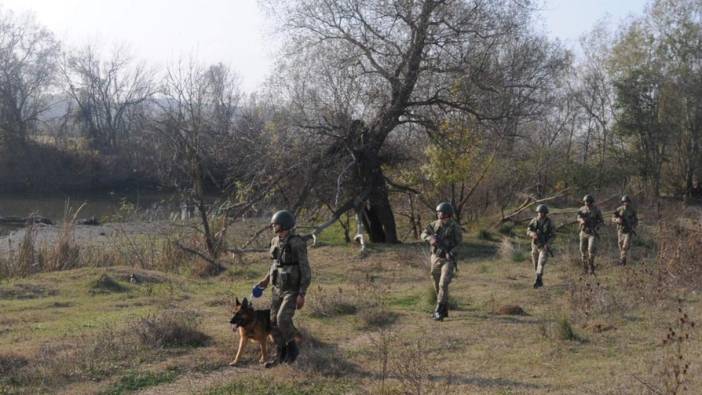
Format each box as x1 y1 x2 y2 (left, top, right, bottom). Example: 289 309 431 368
355 147 399 243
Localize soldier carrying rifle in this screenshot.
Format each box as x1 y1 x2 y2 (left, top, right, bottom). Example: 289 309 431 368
612 195 638 266
577 194 604 275
526 204 555 288
421 202 462 322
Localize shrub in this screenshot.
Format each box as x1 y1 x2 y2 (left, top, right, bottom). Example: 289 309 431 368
308 286 358 318
293 328 357 378
90 274 128 294
477 229 493 241
557 316 579 341
44 209 81 272
132 310 210 348
498 222 515 236
0 353 29 384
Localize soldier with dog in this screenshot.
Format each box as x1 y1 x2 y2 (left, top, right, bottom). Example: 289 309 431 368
255 210 311 367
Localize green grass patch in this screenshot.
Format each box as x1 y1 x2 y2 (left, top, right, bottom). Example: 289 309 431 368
455 240 498 259
101 369 179 395
388 293 420 309
423 284 459 310
315 220 352 246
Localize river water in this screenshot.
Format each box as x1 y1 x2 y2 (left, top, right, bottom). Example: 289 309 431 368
0 191 181 235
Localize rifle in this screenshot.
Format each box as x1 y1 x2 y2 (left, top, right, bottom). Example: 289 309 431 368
529 222 554 257
577 211 599 237
434 233 458 271
613 210 637 235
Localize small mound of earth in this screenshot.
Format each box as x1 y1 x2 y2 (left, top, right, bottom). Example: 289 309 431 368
496 304 527 316
90 274 128 294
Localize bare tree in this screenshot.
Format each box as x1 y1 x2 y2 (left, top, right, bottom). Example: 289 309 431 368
0 8 60 148
61 45 154 152
264 0 568 242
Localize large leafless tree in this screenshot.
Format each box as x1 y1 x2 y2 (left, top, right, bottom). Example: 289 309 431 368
264 0 568 242
61 45 155 153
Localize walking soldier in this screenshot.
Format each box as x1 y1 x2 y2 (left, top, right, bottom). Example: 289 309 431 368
255 210 311 367
577 194 604 274
421 202 462 321
527 204 555 288
612 195 638 265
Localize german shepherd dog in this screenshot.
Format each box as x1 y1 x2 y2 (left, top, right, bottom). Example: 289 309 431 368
229 297 272 366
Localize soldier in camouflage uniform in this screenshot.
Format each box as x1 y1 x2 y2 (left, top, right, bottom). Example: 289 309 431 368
527 204 555 289
421 202 462 321
611 195 638 265
256 210 311 367
577 194 604 274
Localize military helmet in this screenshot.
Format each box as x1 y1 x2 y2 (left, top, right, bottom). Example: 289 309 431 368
271 210 295 230
536 204 549 214
621 195 631 203
436 202 454 216
583 194 594 204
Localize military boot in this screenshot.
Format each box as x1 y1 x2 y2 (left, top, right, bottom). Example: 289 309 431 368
434 303 447 321
284 340 299 364
533 274 543 289
264 342 287 368
432 303 442 321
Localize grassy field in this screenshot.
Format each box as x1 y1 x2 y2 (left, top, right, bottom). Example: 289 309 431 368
1 217 701 394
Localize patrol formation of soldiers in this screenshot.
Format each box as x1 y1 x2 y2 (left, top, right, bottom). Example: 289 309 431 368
250 194 639 365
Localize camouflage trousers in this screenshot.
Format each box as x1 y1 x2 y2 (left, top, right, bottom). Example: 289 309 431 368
270 288 298 345
431 255 455 305
579 231 597 267
618 231 632 261
531 244 548 275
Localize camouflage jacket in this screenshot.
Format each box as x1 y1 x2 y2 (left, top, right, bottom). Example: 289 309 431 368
577 205 604 235
269 233 312 295
421 219 462 259
526 216 555 247
613 205 638 234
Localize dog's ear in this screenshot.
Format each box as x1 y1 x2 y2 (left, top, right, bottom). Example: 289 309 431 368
242 297 249 307
235 297 240 306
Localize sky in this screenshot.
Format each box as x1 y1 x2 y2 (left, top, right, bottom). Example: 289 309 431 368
0 0 649 93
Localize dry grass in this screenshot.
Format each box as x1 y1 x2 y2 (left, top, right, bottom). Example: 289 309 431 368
1 208 702 394
308 286 358 318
